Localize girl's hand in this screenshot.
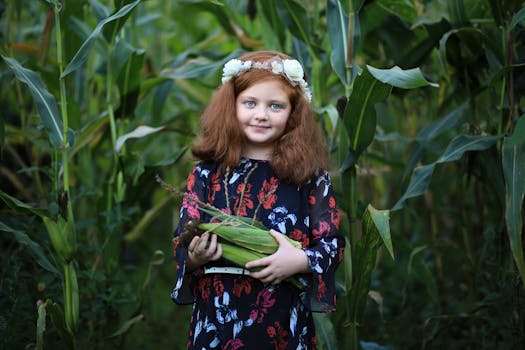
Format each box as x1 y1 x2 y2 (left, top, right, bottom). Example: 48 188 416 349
245 229 310 285
186 232 222 271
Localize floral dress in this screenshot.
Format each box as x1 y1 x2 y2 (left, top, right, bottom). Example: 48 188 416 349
172 158 345 349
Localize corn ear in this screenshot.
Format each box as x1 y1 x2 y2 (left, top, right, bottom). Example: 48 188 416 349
198 223 302 254
64 262 79 333
43 216 77 262
221 242 266 269
220 242 305 289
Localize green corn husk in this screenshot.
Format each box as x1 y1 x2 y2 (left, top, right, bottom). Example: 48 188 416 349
156 175 306 289
198 222 302 254
221 242 305 289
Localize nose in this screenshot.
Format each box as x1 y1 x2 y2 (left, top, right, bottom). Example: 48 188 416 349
254 107 268 121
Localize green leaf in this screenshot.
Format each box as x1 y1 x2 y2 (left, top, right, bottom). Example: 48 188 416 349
0 221 59 274
327 0 349 86
179 0 235 36
260 0 286 48
314 313 338 350
69 114 108 158
509 7 525 30
377 0 418 24
89 0 110 21
408 246 438 301
367 65 438 89
160 58 224 80
276 0 312 48
44 299 75 348
1 56 63 147
108 314 144 337
113 42 145 118
367 204 394 259
502 115 525 286
343 67 392 165
436 134 501 163
141 250 165 290
438 28 492 73
36 302 46 350
403 104 466 179
447 0 469 26
0 190 48 217
394 134 501 210
102 0 142 42
160 50 242 82
62 0 142 77
115 125 165 152
348 205 384 325
393 164 436 211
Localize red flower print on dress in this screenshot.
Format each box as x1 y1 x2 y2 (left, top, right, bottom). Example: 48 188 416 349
198 277 211 301
267 321 289 350
258 178 278 209
182 193 200 219
224 338 244 350
187 172 196 191
289 229 309 248
232 276 252 297
249 288 276 323
208 172 222 203
173 237 180 256
316 274 327 301
234 183 254 216
308 194 316 205
213 275 225 297
312 220 331 239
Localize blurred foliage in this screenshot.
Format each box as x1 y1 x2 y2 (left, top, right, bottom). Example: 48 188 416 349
1 0 524 349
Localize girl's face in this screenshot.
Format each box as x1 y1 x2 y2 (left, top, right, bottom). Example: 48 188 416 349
236 79 292 160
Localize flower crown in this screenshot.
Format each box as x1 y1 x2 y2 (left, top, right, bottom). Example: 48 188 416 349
221 56 312 102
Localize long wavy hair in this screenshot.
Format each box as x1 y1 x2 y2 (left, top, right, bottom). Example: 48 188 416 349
191 50 327 185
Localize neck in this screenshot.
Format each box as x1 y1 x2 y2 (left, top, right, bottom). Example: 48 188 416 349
242 146 272 160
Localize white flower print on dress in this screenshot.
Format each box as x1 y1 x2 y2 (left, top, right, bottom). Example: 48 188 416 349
305 250 324 274
290 305 298 336
268 206 297 233
215 291 237 324
193 311 220 348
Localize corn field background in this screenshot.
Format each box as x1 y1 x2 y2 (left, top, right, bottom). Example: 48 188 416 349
1 0 524 349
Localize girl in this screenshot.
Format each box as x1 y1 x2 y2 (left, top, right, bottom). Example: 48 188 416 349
171 50 345 349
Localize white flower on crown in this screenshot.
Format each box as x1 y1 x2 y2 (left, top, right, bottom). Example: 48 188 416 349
221 59 252 84
221 56 312 102
270 60 284 74
282 59 304 82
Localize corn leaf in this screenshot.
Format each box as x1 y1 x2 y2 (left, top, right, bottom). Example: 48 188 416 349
502 115 525 287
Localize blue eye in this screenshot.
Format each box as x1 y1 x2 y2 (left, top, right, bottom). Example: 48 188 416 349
244 100 256 108
270 103 283 111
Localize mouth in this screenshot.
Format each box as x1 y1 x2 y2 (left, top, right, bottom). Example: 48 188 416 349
249 125 270 130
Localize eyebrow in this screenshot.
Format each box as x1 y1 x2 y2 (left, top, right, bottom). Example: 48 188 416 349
238 95 289 104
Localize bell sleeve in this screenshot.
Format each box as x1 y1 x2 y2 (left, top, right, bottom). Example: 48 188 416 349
302 171 345 312
170 163 210 304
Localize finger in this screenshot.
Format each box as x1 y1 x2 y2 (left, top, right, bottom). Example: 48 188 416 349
187 236 201 253
249 268 272 281
245 256 271 270
196 232 209 252
269 229 290 247
210 243 222 261
207 233 218 252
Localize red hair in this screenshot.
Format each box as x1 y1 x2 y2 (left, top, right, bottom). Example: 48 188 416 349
191 50 327 184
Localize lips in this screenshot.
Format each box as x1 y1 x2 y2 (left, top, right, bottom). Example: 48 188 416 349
249 125 270 131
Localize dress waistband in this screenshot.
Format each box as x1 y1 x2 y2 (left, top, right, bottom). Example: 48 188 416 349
204 267 251 275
